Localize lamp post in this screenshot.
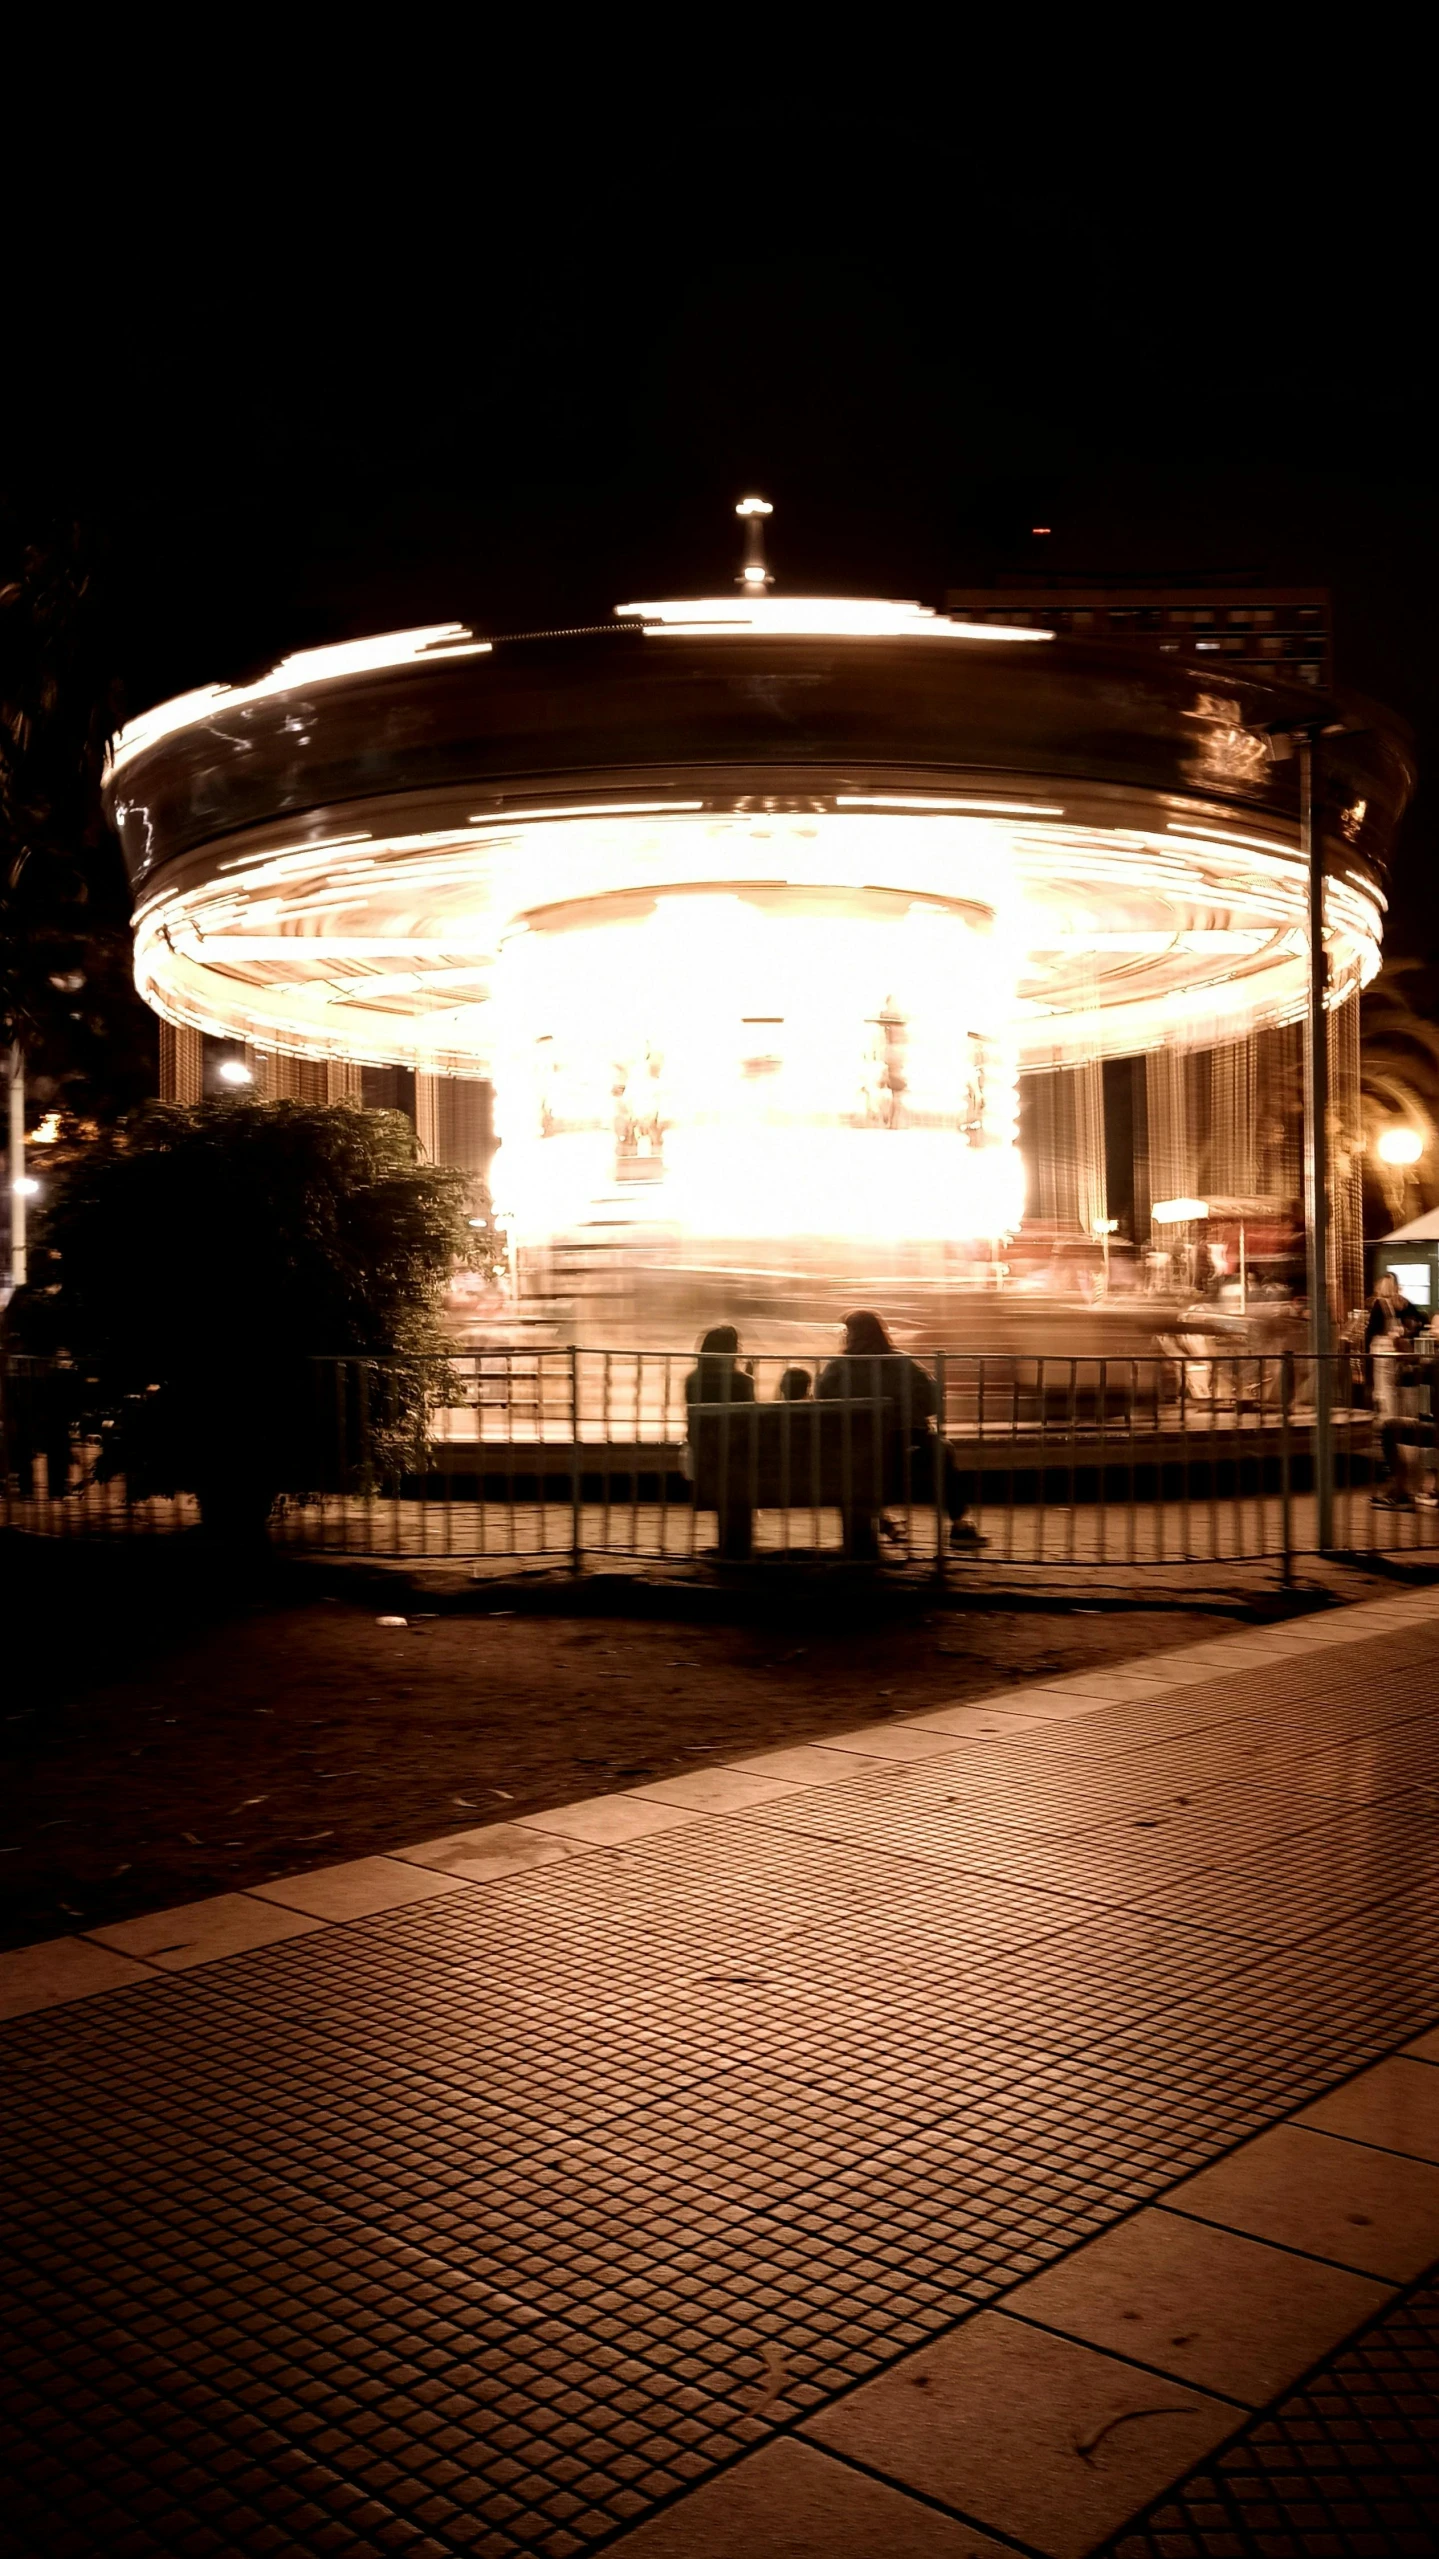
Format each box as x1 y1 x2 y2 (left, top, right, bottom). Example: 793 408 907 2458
7 1046 24 1290
1298 724 1334 1552
1263 714 1336 1550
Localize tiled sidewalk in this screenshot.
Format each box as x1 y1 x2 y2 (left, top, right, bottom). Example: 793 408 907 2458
4 1590 1439 2556
1105 2262 1439 2558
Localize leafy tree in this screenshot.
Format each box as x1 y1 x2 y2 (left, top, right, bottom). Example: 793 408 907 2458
10 1098 470 1539
0 506 156 1127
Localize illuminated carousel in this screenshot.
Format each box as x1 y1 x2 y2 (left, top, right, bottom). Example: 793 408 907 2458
107 506 1413 1345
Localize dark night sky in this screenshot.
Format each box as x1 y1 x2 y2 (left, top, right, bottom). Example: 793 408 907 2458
15 105 1435 953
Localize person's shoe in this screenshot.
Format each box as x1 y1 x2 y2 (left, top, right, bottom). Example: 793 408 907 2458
949 1519 990 1549
1373 1490 1415 1508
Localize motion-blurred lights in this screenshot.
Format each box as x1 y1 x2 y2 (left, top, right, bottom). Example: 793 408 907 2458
217 1059 255 1086
1377 1126 1424 1165
493 879 1024 1251
13 1175 41 1197
616 596 1053 641
106 625 492 779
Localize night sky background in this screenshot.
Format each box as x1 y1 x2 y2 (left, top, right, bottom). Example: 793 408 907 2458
15 105 1434 956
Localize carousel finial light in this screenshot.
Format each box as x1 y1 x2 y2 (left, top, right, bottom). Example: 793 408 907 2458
736 495 774 591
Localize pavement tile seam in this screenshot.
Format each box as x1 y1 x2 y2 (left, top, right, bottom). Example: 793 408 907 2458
775 2082 1439 2555
1092 2251 1439 2559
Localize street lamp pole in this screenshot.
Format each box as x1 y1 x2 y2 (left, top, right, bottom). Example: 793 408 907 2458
7 1045 24 1290
1299 724 1334 1550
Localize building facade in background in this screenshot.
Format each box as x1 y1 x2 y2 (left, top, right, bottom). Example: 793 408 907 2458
157 1027 493 1198
946 583 1331 692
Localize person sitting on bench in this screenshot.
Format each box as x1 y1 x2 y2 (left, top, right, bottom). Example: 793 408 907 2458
684 1325 755 1410
816 1310 987 1550
684 1325 756 1556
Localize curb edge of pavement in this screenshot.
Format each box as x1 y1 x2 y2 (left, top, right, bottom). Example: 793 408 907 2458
3 1583 1438 2019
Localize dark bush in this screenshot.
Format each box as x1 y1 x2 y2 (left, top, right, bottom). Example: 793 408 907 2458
8 1097 470 1538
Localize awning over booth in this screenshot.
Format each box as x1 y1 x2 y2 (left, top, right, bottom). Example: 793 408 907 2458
1376 1208 1439 1242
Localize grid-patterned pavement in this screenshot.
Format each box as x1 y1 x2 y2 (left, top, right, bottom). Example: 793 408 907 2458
5 1592 1439 2555
1103 2272 1439 2558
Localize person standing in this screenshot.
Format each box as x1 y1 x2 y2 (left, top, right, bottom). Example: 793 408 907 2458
1368 1274 1416 1424
1374 1300 1439 1511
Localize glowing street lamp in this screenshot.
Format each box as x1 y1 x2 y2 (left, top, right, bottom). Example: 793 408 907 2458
217 1058 255 1087
1377 1125 1423 1166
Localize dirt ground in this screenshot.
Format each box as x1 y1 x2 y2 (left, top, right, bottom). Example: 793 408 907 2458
3 1534 1422 1952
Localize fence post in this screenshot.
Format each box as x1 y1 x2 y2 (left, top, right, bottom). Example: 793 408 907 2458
570 1345 582 1577
934 1352 947 1587
1280 1350 1294 1588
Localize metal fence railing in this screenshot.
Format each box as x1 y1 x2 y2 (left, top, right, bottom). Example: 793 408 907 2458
4 1347 1439 1577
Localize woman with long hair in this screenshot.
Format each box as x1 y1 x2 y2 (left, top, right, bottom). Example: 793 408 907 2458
684 1324 756 1558
683 1323 755 1409
817 1310 986 1550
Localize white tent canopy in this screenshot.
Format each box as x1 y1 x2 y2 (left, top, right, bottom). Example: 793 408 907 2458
1377 1208 1439 1243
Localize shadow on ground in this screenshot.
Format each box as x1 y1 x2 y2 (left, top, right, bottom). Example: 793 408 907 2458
4 1530 1427 1951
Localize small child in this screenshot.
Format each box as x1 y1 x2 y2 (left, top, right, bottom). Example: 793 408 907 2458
777 1367 812 1401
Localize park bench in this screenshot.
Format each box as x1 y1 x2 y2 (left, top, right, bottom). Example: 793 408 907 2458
686 1398 897 1559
